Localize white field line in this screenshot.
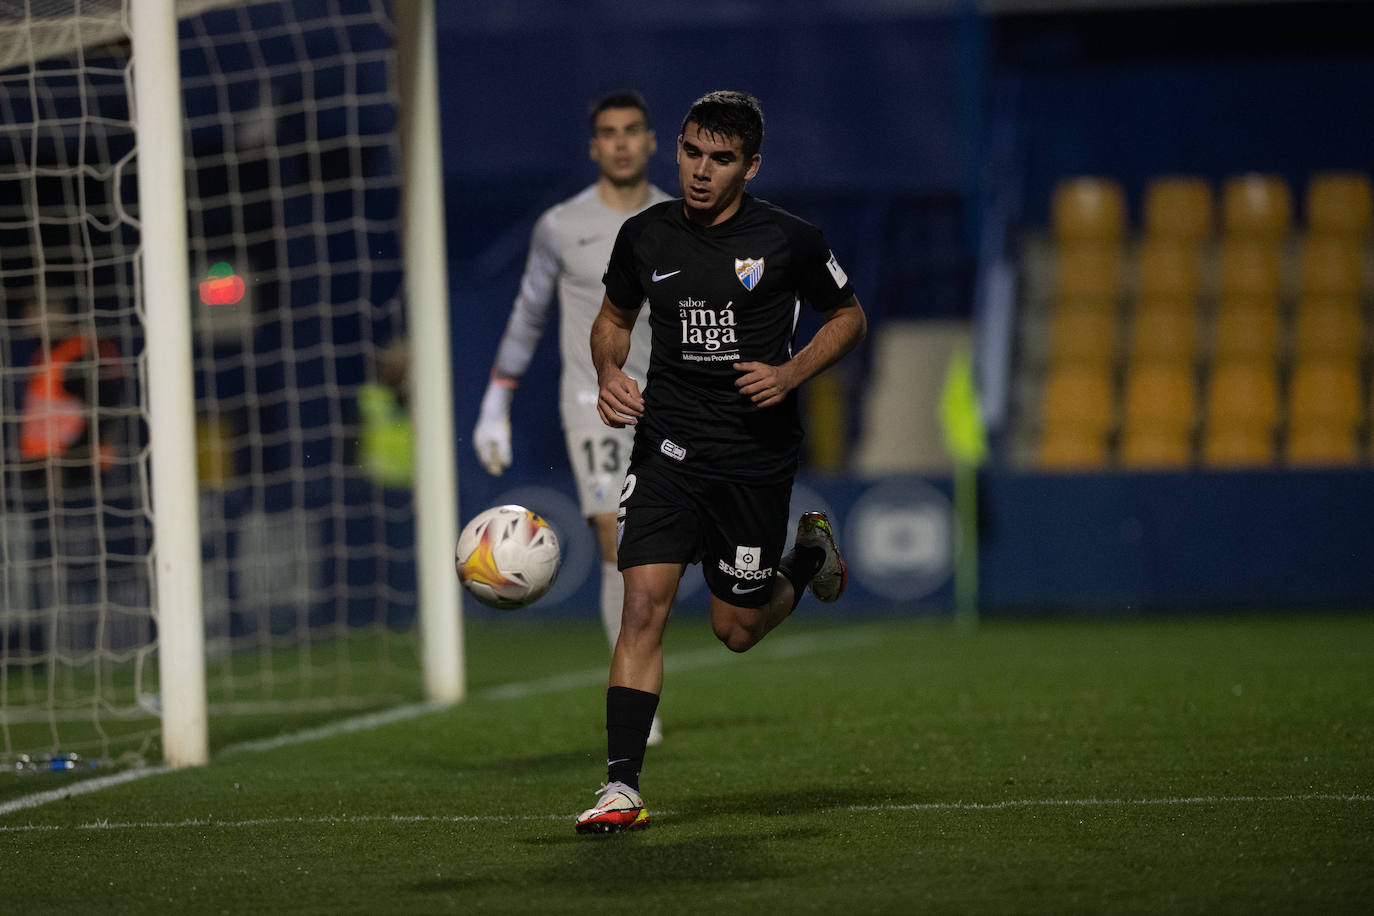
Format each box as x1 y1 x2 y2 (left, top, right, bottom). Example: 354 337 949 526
2 794 1371 833
217 701 451 757
0 767 167 818
0 626 883 818
847 793 1374 812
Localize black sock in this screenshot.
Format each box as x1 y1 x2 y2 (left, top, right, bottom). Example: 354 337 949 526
606 686 660 791
777 544 825 610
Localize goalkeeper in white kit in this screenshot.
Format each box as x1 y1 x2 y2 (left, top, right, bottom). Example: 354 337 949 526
473 91 670 744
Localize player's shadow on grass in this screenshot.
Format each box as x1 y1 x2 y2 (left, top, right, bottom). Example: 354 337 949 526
545 827 824 886
406 827 826 893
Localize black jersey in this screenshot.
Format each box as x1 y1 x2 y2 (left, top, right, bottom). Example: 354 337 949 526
602 194 854 482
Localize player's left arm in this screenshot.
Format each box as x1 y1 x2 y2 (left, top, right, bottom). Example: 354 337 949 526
735 295 866 408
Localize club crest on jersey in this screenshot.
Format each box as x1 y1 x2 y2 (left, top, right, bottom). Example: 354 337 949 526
734 257 764 291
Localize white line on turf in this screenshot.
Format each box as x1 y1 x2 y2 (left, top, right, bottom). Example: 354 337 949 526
0 766 167 817
0 626 884 817
847 793 1374 812
217 701 450 757
1 794 1369 833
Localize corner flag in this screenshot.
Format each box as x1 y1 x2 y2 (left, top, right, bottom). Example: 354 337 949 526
938 344 986 628
939 344 987 467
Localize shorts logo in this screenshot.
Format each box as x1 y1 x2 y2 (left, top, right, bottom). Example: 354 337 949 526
734 257 764 291
660 439 686 461
735 545 760 571
718 557 772 581
719 545 772 582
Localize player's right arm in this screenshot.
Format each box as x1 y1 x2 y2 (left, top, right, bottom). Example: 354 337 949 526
593 211 653 429
590 294 644 428
475 210 561 475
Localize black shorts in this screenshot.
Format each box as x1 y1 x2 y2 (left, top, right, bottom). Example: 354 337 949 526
616 452 793 608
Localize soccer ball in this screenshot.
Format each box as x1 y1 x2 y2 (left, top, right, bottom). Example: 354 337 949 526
455 504 561 610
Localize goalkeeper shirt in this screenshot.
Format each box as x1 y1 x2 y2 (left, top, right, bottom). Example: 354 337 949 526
492 182 671 426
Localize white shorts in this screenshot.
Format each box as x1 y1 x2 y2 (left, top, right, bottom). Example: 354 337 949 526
563 420 635 518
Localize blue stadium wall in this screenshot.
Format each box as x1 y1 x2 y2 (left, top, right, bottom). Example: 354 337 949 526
437 1 1374 617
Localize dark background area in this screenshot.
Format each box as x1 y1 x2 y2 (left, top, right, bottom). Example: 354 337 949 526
437 0 1374 614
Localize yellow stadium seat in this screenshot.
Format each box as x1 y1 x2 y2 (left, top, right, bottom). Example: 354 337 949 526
1054 242 1124 306
1038 426 1110 471
1143 175 1214 243
1211 296 1283 362
1202 423 1275 468
1129 299 1199 365
1136 237 1205 302
1206 360 1281 431
1288 358 1362 427
1123 362 1197 431
1052 176 1127 243
1292 296 1365 360
1222 172 1293 240
1218 238 1283 300
1042 364 1115 433
1298 234 1365 298
1306 171 1373 237
1286 422 1361 467
1048 305 1117 366
1119 424 1192 469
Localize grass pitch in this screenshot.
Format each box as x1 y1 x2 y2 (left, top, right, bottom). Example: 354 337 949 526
2 612 1371 914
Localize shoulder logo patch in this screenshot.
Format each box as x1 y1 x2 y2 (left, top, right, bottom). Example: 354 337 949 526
734 257 764 291
825 250 849 288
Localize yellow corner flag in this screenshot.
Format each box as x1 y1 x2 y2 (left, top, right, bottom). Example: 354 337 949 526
939 344 987 467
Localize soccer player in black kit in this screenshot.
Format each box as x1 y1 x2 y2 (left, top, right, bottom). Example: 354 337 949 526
576 90 867 833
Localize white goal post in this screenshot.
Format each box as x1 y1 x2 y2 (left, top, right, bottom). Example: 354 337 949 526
132 0 208 768
0 0 462 771
394 0 462 709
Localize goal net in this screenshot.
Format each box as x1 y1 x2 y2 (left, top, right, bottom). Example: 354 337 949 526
1 0 446 771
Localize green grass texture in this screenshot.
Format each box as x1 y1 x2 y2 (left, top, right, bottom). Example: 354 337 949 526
2 612 1371 914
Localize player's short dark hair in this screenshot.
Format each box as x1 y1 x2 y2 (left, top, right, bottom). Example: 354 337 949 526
681 90 764 158
588 91 650 134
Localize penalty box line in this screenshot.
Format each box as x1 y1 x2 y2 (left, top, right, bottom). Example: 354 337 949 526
0 625 885 818
3 794 1371 833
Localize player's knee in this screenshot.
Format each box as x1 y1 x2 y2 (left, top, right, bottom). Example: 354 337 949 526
620 592 667 639
712 617 760 654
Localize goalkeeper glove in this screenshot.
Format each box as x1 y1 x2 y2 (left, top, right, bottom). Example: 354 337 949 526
474 378 514 475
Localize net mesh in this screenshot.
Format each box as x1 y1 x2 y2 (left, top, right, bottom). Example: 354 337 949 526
1 0 420 769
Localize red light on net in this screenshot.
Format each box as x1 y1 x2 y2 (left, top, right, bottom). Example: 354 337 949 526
199 262 246 306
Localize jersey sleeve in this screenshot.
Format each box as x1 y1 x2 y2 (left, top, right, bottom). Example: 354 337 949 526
787 220 855 313
492 208 561 379
601 214 645 313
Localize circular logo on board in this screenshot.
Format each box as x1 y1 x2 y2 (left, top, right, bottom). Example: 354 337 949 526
848 479 953 601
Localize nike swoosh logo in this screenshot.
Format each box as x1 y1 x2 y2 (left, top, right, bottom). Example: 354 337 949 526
577 235 603 246
651 269 681 282
732 582 766 595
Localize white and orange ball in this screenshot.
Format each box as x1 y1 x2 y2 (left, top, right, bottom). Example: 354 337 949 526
455 505 561 610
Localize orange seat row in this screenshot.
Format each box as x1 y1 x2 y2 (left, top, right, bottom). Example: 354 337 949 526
1039 359 1368 470
1052 171 1372 243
